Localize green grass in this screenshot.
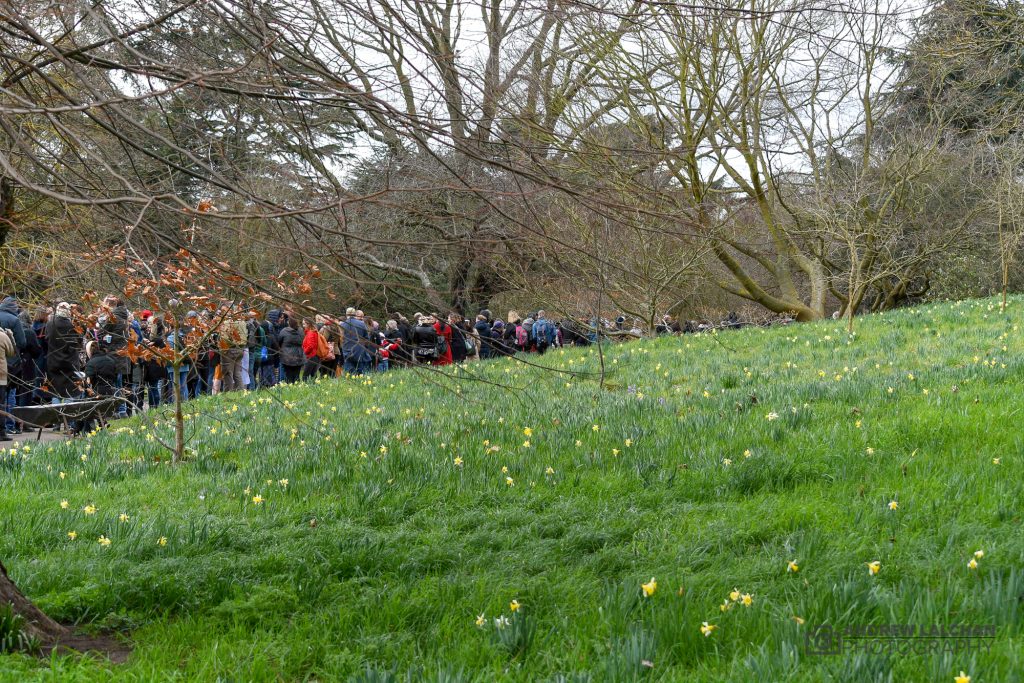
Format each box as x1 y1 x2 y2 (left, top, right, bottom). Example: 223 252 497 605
1 296 1022 682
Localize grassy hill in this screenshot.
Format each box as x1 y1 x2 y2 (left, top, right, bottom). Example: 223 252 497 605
1 297 1022 682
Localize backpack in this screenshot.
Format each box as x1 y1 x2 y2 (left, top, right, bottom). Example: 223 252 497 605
223 320 247 348
533 320 550 346
316 331 332 360
515 325 528 347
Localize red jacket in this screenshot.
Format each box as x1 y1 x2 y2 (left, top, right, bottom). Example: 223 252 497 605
302 329 320 359
380 339 400 360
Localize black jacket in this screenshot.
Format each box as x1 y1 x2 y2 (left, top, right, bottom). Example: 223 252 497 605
450 325 468 362
45 316 82 397
101 306 130 351
411 324 437 348
86 353 119 396
278 326 305 367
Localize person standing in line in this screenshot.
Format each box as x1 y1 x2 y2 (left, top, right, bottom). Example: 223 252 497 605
45 302 83 407
219 310 248 392
340 308 373 375
432 313 453 366
0 326 16 441
277 317 305 384
532 310 557 355
474 314 493 360
448 313 468 363
320 316 342 377
300 318 324 380
0 297 27 433
99 296 131 416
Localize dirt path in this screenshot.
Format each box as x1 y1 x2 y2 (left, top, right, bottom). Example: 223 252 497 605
8 427 70 445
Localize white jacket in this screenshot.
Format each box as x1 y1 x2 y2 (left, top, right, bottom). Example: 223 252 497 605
0 327 15 386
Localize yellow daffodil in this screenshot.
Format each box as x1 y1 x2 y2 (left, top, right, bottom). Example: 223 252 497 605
743 449 752 458
252 495 264 505
741 593 753 607
118 513 130 523
792 615 805 625
83 504 96 515
955 672 971 683
867 560 881 575
612 449 620 456
992 458 1001 465
453 456 463 466
723 458 732 467
625 439 633 447
974 550 984 559
279 479 288 488
968 558 978 570
545 467 555 475
60 500 69 510
98 535 111 547
574 440 582 447
592 424 600 431
157 537 168 546
67 531 77 541
729 588 740 601
506 477 514 487
888 501 899 510
787 560 799 573
700 621 717 637
641 577 657 597
719 600 732 612
866 447 875 455
475 613 485 627
766 412 779 421
523 427 533 437
522 440 531 448
510 599 521 612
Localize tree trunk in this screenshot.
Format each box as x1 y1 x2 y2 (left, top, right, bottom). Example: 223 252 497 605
173 362 184 464
0 174 14 248
0 560 69 644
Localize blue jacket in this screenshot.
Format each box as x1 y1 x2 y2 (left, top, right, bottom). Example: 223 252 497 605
341 317 372 362
532 317 556 345
0 297 26 349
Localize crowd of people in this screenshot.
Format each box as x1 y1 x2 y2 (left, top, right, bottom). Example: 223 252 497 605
3 294 697 439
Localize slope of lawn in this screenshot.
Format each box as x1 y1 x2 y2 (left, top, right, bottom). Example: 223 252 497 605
1 297 1023 682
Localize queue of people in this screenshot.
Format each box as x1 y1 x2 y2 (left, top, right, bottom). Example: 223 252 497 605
0 295 639 438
